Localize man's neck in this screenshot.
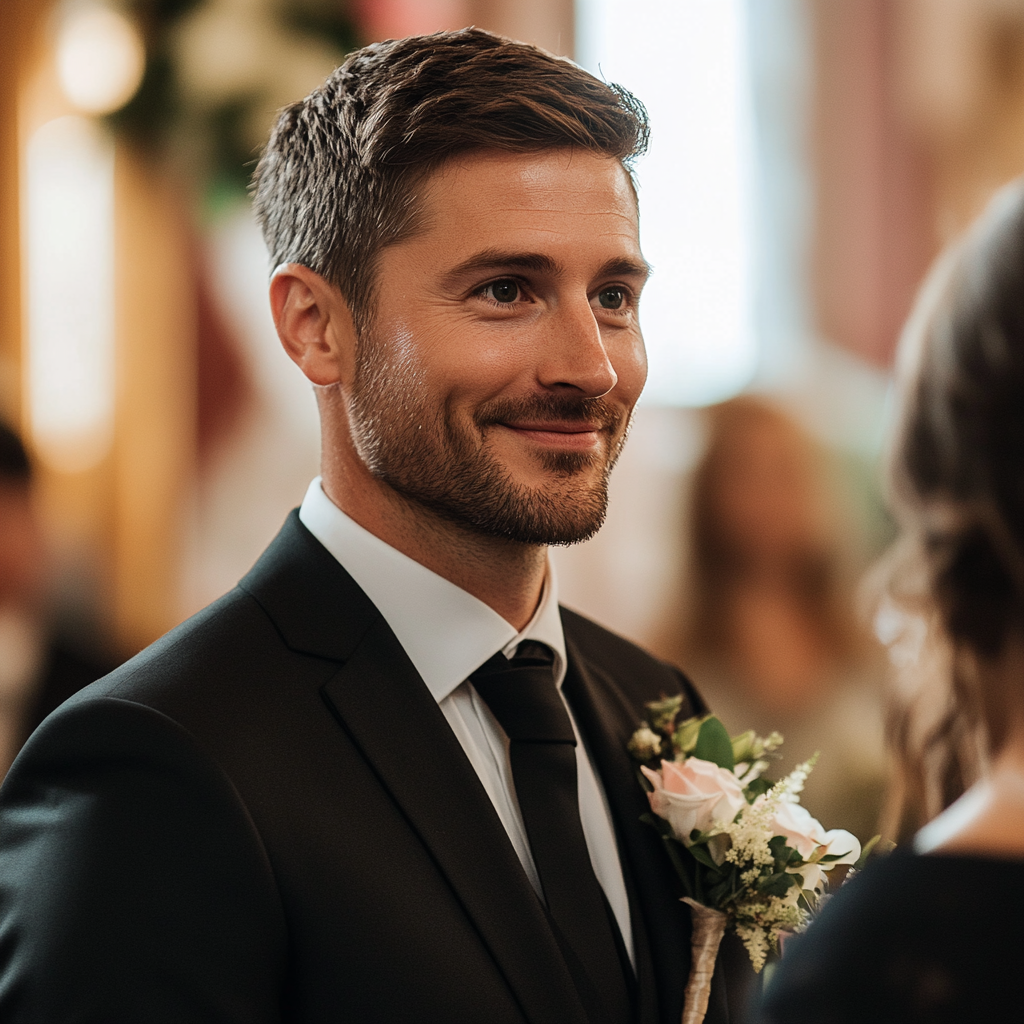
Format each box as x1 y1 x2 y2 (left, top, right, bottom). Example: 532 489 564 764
320 467 548 632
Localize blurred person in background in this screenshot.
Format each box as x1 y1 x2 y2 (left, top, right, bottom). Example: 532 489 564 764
667 396 887 843
754 179 1024 1024
0 422 114 778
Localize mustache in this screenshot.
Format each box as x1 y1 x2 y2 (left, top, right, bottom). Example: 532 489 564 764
474 394 624 431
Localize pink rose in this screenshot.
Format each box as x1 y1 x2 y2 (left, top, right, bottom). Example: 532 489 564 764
641 757 747 844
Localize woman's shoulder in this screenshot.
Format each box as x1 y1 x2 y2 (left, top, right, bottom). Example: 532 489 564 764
916 771 1024 858
791 849 1022 950
753 851 1023 1024
836 845 1024 895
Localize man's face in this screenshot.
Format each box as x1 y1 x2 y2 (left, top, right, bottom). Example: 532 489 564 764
344 148 649 545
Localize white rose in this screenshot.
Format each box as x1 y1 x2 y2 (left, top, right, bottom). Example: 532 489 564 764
767 800 861 889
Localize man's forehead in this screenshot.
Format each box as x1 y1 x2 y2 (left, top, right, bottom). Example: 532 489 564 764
424 148 637 214
406 148 643 266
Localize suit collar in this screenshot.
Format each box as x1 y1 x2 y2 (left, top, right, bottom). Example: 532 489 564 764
240 512 592 1024
238 510 378 663
297 479 570 697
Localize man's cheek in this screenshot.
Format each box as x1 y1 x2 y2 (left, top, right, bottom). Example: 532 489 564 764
614 343 648 402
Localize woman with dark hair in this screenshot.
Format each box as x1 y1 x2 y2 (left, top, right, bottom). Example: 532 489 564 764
753 182 1024 1023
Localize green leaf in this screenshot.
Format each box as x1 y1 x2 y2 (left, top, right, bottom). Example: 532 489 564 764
661 836 695 898
731 729 757 763
745 777 772 802
707 878 734 906
673 715 705 755
692 716 735 770
758 872 798 897
646 694 684 733
687 841 720 870
853 834 883 871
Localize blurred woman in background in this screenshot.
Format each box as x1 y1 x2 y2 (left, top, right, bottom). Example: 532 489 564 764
755 180 1024 1024
668 396 887 842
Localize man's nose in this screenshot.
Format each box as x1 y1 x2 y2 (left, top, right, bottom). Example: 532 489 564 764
536 298 618 398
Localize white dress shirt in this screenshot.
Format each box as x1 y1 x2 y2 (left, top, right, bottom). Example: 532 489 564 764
299 478 634 965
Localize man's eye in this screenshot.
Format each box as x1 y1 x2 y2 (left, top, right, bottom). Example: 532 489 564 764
598 287 626 310
484 280 520 303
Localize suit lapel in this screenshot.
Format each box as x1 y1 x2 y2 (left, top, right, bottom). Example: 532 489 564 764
241 513 590 1024
560 630 692 1024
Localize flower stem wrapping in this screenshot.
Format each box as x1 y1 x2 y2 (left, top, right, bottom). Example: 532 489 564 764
680 897 728 1024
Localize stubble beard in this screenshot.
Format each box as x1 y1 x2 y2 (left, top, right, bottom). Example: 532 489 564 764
347 338 631 546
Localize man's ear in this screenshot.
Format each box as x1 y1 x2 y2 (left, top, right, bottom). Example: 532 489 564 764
269 264 357 387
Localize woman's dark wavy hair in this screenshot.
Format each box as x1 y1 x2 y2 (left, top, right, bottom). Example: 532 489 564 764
251 28 648 336
882 180 1024 836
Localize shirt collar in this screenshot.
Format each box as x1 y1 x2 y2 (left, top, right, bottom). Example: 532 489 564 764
298 478 567 703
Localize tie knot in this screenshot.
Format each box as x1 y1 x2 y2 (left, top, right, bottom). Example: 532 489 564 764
470 644 574 745
510 640 556 667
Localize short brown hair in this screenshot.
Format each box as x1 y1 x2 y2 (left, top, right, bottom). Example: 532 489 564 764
251 28 649 334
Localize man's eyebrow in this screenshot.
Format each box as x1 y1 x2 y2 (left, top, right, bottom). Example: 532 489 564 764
443 250 562 283
442 250 651 285
595 256 652 283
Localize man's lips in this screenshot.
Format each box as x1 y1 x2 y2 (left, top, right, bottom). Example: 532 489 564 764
496 420 606 449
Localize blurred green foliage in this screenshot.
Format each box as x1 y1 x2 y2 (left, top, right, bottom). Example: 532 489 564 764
106 0 356 208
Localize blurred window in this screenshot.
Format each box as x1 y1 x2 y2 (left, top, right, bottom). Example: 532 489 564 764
576 0 757 406
26 115 115 473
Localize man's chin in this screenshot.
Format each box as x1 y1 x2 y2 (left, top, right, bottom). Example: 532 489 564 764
476 480 610 546
489 445 610 486
486 513 607 548
399 472 609 547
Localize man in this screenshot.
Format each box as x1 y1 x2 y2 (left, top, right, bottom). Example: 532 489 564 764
0 30 740 1024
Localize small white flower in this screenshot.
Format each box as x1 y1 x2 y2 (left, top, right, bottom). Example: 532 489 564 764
627 726 662 762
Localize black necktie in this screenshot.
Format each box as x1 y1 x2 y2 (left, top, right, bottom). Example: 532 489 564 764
471 643 632 1024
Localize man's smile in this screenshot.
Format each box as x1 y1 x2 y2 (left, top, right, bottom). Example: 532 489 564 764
496 420 605 450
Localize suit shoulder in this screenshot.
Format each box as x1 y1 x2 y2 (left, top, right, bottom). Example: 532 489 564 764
85 587 281 695
62 584 341 748
560 606 707 712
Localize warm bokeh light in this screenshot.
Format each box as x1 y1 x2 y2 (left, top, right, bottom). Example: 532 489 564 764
56 3 146 116
26 115 116 473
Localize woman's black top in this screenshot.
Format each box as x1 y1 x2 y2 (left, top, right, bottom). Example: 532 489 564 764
752 850 1023 1023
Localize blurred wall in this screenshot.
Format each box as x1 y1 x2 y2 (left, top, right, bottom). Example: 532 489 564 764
0 0 41 425
810 0 1024 369
809 0 935 369
6 1 195 655
357 0 573 54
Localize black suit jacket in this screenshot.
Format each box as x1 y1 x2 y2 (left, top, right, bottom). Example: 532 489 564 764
0 513 744 1023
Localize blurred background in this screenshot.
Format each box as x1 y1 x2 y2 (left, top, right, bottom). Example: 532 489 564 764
3 0 1024 835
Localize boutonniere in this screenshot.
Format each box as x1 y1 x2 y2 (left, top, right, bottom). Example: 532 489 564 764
628 696 877 1024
